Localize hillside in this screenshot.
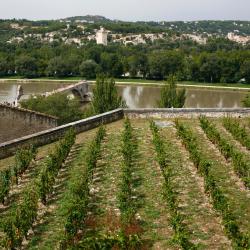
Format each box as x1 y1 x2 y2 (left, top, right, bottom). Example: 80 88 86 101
0 16 250 84
1 17 250 46
0 117 249 248
61 15 111 23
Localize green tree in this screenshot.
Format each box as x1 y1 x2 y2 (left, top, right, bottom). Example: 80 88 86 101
158 75 186 108
20 93 83 125
100 53 123 77
242 94 250 107
199 53 222 83
127 54 148 78
91 76 126 114
79 60 98 79
240 60 250 84
46 56 71 77
15 55 39 78
148 51 184 80
0 57 9 76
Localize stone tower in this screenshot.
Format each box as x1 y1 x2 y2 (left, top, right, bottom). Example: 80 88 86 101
96 27 108 46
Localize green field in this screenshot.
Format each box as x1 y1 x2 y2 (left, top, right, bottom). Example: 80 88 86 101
0 117 250 249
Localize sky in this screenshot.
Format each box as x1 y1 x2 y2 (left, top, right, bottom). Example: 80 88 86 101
0 0 250 21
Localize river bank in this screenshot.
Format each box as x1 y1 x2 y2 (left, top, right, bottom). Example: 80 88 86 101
0 78 250 91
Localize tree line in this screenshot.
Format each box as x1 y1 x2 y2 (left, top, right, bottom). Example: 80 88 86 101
0 39 250 83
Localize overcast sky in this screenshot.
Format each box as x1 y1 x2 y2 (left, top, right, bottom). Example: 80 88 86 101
1 0 250 21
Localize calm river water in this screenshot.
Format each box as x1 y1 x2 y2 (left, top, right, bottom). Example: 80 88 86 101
0 81 249 108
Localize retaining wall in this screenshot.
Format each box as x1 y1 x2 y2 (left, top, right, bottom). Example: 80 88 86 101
124 108 250 119
0 109 124 159
1 108 250 159
0 104 58 143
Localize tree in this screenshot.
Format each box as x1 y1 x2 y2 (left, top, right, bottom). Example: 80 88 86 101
199 53 222 83
79 60 98 79
46 57 71 77
148 51 184 80
15 55 39 78
100 53 123 77
67 55 81 76
91 76 126 114
20 93 83 125
240 60 250 84
0 57 9 76
127 54 148 78
242 94 250 107
158 75 186 108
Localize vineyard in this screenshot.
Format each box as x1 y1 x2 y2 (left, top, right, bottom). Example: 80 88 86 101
0 116 249 249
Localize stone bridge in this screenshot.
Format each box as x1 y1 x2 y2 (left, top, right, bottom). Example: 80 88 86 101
44 81 92 102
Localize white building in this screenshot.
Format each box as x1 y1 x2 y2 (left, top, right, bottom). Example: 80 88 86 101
227 32 250 45
96 27 108 45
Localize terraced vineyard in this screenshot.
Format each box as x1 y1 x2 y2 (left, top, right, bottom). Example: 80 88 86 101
0 117 249 249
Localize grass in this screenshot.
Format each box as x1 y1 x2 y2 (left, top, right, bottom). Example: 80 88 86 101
0 118 250 249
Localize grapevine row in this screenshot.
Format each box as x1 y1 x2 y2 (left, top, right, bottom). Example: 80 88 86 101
118 118 137 225
0 146 37 205
38 128 76 204
200 116 250 189
223 117 250 150
60 125 106 248
150 121 197 250
115 118 141 249
175 120 249 249
3 184 39 249
79 120 141 249
3 129 76 249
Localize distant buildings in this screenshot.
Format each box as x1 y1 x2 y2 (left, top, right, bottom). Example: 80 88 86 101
227 32 250 45
6 22 250 47
110 33 165 45
182 34 207 45
96 27 108 45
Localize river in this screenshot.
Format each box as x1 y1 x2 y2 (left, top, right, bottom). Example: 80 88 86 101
0 81 249 108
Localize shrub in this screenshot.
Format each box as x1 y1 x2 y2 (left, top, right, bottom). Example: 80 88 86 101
20 93 84 125
158 75 186 108
91 76 126 114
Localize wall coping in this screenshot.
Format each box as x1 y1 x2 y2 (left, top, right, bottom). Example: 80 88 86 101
124 108 250 113
1 108 250 159
0 108 123 148
1 108 250 148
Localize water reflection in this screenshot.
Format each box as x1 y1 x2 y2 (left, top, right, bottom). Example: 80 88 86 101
184 88 248 108
0 82 249 108
118 85 249 108
0 82 69 103
0 84 20 103
121 86 153 108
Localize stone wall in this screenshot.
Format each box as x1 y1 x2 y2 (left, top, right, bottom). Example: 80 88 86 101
0 104 58 143
0 109 124 159
1 108 250 160
124 108 250 119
